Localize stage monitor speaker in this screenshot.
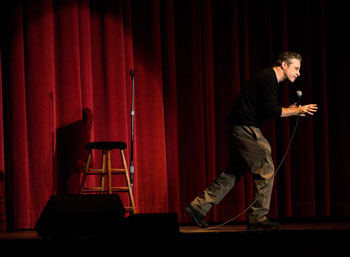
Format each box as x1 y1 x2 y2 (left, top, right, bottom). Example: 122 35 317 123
35 194 126 238
125 213 179 236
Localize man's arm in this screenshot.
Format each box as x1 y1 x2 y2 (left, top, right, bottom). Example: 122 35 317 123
281 103 318 117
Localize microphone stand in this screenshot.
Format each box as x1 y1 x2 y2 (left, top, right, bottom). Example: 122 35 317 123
129 69 135 195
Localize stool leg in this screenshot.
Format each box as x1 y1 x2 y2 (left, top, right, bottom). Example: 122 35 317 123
107 150 112 194
121 150 136 213
101 150 106 192
80 152 92 193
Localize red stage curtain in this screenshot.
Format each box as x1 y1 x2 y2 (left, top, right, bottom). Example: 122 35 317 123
0 0 349 230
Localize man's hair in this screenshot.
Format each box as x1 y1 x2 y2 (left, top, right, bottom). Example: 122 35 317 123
274 51 302 66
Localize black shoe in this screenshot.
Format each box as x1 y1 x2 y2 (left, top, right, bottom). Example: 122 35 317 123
185 205 209 229
247 220 280 231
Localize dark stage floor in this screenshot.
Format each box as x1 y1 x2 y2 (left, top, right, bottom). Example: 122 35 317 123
1 220 349 257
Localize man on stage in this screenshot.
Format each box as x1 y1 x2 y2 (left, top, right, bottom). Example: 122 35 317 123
185 51 318 230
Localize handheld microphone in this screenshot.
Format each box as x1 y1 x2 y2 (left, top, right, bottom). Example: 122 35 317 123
296 90 302 106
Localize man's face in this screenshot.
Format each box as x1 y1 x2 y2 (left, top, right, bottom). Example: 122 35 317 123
282 58 301 83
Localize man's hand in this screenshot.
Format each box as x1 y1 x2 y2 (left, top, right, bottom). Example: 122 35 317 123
297 104 318 116
281 104 318 117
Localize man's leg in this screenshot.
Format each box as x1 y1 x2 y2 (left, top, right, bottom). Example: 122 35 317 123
186 135 246 228
232 126 278 229
248 155 279 230
190 171 236 216
185 171 236 228
245 127 275 223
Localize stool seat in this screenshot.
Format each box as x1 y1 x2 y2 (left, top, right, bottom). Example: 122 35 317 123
85 141 127 151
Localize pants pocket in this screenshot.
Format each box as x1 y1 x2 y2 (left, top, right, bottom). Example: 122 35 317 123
242 126 258 141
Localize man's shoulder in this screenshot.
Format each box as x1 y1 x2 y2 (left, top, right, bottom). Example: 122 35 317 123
247 67 275 85
255 67 274 78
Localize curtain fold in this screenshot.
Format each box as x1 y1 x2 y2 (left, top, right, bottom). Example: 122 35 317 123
0 0 346 230
0 37 5 231
160 0 181 214
2 2 32 228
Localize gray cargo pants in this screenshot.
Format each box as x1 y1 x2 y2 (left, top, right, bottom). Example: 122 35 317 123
190 125 275 223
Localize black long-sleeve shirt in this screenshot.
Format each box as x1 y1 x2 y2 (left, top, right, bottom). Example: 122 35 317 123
227 68 282 128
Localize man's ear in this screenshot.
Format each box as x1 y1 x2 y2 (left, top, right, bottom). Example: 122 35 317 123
281 61 288 70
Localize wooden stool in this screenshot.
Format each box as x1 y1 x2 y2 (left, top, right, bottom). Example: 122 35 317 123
80 141 136 213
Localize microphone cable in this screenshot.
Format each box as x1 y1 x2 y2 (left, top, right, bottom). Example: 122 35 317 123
204 115 300 230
